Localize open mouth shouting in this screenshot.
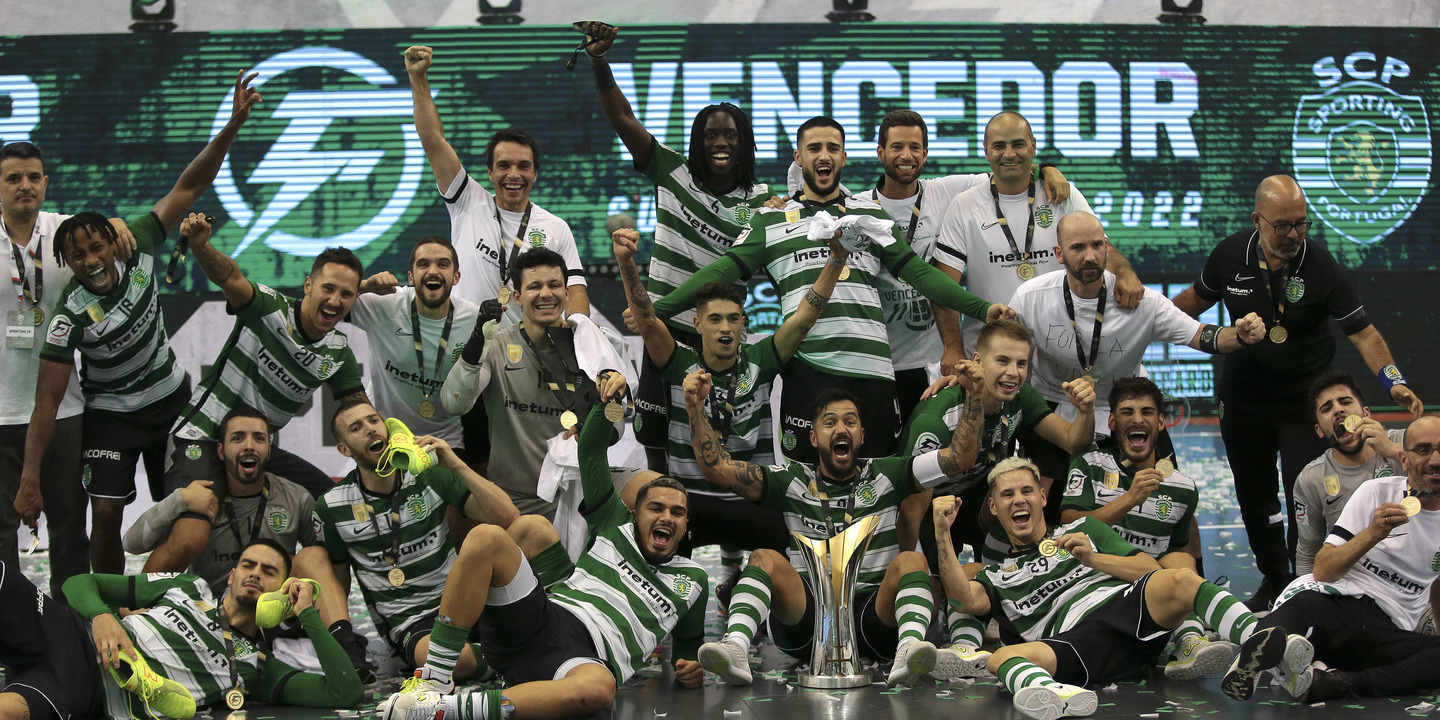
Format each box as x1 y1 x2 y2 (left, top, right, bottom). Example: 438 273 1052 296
830 434 854 464
650 523 675 554
1008 504 1034 535
422 275 444 292
85 264 114 292
316 304 343 329
236 453 262 476
1123 427 1153 458
813 162 836 188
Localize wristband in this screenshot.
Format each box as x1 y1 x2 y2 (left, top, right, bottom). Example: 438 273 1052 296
1234 326 1253 346
1379 364 1409 394
585 47 607 60
1197 324 1222 354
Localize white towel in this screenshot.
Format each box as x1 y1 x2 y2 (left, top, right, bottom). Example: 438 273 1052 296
536 432 587 562
805 210 894 253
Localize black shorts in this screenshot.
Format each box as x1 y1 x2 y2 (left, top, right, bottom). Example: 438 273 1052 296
1042 570 1171 686
164 435 223 505
82 385 190 503
769 585 900 663
0 561 103 720
475 578 603 685
460 400 491 466
894 366 932 425
919 480 991 566
778 362 900 463
678 494 790 556
399 609 446 664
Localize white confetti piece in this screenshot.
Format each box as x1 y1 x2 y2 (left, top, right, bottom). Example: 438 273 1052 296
1406 701 1435 713
724 711 741 716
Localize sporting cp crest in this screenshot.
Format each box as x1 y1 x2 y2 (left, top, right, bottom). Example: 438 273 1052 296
1292 53 1432 245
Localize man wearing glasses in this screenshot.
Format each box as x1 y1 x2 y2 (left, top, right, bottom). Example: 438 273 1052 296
1173 175 1424 612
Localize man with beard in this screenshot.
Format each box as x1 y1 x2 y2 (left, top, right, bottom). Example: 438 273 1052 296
1293 370 1406 575
1055 378 1222 681
687 383 982 688
0 539 363 720
655 116 1008 463
351 237 481 464
934 459 1290 720
1009 211 1265 522
1228 416 1440 704
1172 175 1423 611
378 398 708 720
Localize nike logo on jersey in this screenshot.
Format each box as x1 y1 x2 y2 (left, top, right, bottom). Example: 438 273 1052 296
394 329 413 337
1234 273 1257 282
982 221 1001 230
1324 494 1346 506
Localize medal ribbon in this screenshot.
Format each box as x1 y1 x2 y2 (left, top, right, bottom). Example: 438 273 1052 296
216 599 244 703
9 241 42 308
493 202 534 288
989 177 1037 266
221 485 269 550
1062 279 1106 378
408 299 455 406
808 475 858 538
364 487 406 571
1254 240 1295 331
709 362 740 443
519 326 583 418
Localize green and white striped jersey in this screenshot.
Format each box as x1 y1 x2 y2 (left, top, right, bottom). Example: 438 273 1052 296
41 212 185 413
658 337 784 494
310 466 469 649
640 141 774 334
761 457 915 593
899 382 1051 495
173 281 363 441
975 516 1142 644
1058 446 1198 559
551 404 708 683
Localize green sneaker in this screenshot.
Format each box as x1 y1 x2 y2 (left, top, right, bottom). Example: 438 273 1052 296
110 650 197 720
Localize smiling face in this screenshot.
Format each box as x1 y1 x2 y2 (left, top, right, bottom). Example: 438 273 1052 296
632 485 688 565
694 297 744 364
517 264 568 328
984 114 1037 191
975 335 1030 403
989 468 1047 547
300 262 360 337
227 543 287 607
796 126 846 199
702 111 740 179
1405 417 1440 496
61 225 121 295
334 403 389 471
488 141 537 212
0 156 47 217
1108 395 1162 465
408 242 459 311
219 415 271 491
1312 383 1369 455
878 124 927 189
811 399 865 480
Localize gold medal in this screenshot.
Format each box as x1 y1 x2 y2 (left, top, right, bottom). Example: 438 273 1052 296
1269 325 1288 344
1017 262 1036 281
1154 459 1175 478
30 306 44 326
604 402 624 423
1038 538 1058 557
838 265 851 281
1343 415 1362 433
497 287 512 305
388 566 406 587
1080 374 1095 387
1403 496 1422 517
417 399 436 419
225 688 245 710
560 410 578 430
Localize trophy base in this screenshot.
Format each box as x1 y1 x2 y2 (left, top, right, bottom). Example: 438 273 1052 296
795 670 872 689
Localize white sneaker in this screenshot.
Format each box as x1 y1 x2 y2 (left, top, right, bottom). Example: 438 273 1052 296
1268 634 1316 698
932 644 992 679
377 672 454 720
698 639 753 686
1013 683 1098 720
1164 635 1235 680
886 640 937 686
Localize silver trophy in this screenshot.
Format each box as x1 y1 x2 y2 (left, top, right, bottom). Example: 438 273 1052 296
791 514 880 688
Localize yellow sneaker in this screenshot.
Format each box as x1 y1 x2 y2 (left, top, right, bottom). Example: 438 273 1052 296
254 577 323 628
110 650 197 720
376 418 433 477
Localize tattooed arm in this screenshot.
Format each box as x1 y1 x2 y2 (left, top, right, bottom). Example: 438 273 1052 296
185 213 254 307
772 235 850 364
683 370 766 503
931 361 986 484
613 227 677 367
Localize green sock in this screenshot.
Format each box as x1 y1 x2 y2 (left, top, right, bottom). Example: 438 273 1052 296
454 688 505 720
947 606 986 648
530 541 575 588
422 618 470 685
723 565 773 654
894 571 933 647
465 642 495 682
1192 580 1256 644
998 657 1063 694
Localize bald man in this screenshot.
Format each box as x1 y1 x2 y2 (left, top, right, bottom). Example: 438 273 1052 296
1174 175 1423 612
1008 211 1264 523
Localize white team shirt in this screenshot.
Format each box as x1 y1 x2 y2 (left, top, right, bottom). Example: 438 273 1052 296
347 287 480 448
934 180 1092 352
439 169 586 326
0 209 85 424
854 173 987 371
1009 269 1199 429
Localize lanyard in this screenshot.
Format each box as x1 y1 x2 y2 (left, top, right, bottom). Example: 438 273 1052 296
519 324 583 414
709 362 740 442
1062 279 1106 377
809 474 858 538
874 178 925 246
221 487 269 550
790 192 849 212
1254 237 1295 330
216 599 244 699
9 241 41 307
364 486 406 569
990 178 1037 263
408 300 455 402
493 203 534 286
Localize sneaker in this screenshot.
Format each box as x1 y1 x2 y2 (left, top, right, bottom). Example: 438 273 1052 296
1164 636 1234 680
714 572 739 618
1221 625 1288 701
1244 575 1292 613
109 650 197 720
1301 668 1358 703
377 418 434 476
1013 682 1098 720
886 640 937 687
698 639 752 686
255 578 323 628
377 671 455 720
1268 634 1315 698
931 644 991 679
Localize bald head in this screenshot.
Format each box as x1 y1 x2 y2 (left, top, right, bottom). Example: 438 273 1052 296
1255 175 1305 212
1053 211 1107 288
984 112 1037 191
1057 211 1104 242
1252 175 1309 264
985 112 1035 143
